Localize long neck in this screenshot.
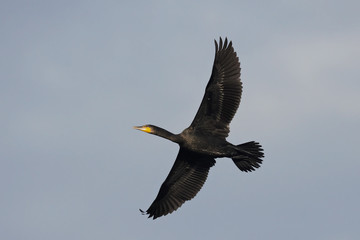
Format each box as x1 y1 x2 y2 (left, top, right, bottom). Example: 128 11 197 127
151 125 181 143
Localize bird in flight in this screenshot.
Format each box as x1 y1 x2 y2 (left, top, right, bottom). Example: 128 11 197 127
134 37 264 219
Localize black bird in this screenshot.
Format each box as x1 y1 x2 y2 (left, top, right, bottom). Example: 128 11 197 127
134 37 264 219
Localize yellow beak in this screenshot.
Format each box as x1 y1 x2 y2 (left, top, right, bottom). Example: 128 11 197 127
133 126 152 133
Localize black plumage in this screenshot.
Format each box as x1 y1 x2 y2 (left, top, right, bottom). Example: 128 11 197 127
134 37 264 219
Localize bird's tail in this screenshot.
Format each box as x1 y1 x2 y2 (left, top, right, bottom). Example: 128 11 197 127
231 141 264 172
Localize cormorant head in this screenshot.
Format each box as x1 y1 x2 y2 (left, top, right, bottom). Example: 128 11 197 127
133 125 154 134
133 124 176 142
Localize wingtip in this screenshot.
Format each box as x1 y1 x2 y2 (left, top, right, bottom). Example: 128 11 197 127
140 208 158 219
228 39 232 48
224 37 228 47
214 38 219 52
215 37 233 50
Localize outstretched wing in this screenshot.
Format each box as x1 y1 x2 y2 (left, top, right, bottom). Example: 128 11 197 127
190 37 242 138
141 148 216 219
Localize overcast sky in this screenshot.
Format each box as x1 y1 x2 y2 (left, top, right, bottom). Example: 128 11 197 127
1 0 360 239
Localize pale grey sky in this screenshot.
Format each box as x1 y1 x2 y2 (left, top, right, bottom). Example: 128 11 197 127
1 0 360 239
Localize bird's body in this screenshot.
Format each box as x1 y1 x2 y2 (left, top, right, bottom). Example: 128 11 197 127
154 126 237 157
134 38 264 219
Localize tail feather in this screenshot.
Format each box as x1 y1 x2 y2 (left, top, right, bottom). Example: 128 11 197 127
232 141 264 172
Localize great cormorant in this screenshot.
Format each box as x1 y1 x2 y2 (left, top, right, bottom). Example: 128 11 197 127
134 37 264 219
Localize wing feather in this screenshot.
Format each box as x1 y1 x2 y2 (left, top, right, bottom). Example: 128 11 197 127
141 148 215 219
190 37 242 138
